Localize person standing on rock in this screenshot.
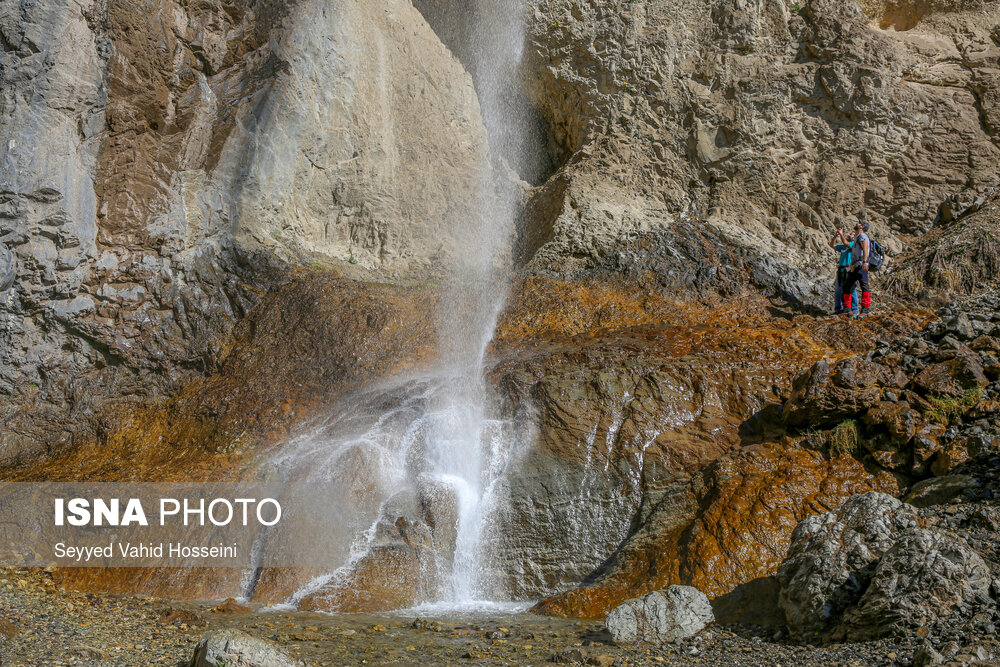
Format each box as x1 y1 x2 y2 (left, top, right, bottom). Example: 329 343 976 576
840 219 872 317
829 224 859 316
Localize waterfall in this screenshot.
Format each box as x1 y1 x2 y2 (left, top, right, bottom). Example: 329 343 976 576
263 0 535 609
423 0 531 603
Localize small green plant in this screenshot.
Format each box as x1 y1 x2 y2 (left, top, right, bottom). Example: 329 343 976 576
348 256 358 265
790 2 803 13
829 419 859 457
924 387 984 426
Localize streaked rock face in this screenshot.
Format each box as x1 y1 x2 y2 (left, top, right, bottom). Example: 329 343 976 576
0 0 489 460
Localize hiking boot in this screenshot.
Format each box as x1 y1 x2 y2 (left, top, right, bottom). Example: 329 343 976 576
860 308 870 316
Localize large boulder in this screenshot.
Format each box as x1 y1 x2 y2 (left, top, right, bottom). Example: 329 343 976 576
189 629 305 667
838 528 991 640
778 492 993 640
777 492 919 631
913 354 989 398
605 585 714 645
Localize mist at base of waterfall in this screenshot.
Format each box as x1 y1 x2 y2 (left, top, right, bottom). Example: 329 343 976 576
259 371 527 608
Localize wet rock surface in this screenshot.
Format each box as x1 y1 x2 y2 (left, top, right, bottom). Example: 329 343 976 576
537 287 999 621
493 284 921 610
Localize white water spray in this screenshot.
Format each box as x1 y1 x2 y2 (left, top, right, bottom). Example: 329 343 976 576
263 0 536 609
422 0 537 603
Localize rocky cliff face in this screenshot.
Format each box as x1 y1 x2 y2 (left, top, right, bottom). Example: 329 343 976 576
0 0 488 460
2 0 1000 626
515 0 1000 301
5 0 999 455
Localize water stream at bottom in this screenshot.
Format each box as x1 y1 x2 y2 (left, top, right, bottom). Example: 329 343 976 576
250 372 524 610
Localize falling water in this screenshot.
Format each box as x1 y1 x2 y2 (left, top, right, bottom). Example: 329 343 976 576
424 0 534 603
263 0 537 609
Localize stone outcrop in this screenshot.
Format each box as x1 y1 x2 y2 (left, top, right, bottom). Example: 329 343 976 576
532 441 898 619
605 585 714 646
490 286 919 605
4 272 437 480
189 629 305 667
0 0 489 463
777 492 994 641
296 479 459 612
781 291 1000 479
839 526 991 640
777 492 921 631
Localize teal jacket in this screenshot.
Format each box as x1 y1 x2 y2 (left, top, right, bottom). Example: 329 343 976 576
835 241 854 268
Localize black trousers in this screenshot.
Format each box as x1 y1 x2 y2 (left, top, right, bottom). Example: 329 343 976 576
841 266 869 298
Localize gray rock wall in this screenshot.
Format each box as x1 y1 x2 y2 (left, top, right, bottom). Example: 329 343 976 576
3 0 1000 460
518 0 1000 302
0 0 491 460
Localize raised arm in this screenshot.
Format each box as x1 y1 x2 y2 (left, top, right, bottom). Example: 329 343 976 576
829 227 845 250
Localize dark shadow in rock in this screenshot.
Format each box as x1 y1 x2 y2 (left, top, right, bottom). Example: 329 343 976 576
580 627 615 646
766 304 797 321
738 403 785 447
711 576 783 627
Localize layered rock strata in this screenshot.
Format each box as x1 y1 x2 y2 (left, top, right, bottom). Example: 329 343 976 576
0 0 489 461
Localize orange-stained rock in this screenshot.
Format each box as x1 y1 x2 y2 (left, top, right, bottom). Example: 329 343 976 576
680 446 899 598
5 271 437 482
5 274 927 607
491 284 922 605
532 443 898 619
52 567 244 601
211 598 251 614
0 616 17 640
156 608 206 627
913 353 989 398
246 568 330 605
298 547 430 613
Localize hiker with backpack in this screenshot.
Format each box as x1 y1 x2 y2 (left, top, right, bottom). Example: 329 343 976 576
829 224 859 316
840 219 884 317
